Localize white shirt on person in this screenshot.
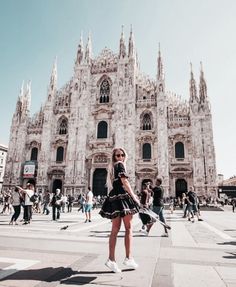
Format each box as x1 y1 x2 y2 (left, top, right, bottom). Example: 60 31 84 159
24 189 34 206
86 191 93 205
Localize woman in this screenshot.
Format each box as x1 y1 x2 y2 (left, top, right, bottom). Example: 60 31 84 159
9 187 22 225
100 148 140 273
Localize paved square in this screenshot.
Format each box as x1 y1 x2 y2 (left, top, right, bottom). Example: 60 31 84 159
0 208 236 286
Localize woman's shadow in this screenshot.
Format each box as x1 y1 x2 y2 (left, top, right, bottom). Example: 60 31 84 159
0 267 97 285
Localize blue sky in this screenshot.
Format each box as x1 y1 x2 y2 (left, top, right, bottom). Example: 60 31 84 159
0 0 236 179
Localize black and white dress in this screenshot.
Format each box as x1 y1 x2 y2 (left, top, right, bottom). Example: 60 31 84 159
99 161 139 219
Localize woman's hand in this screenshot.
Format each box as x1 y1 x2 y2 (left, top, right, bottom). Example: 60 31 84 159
133 195 140 206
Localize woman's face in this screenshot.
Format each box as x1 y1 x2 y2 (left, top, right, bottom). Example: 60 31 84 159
114 149 126 162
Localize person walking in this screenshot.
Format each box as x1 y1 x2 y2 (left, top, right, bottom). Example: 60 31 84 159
152 177 169 237
1 191 11 214
84 187 93 222
187 187 203 222
51 189 62 221
9 187 22 225
99 147 140 273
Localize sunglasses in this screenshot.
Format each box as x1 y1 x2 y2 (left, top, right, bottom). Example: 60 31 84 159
115 153 125 158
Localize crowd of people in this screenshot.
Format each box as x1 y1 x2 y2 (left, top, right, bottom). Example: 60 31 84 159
0 182 233 227
0 184 106 225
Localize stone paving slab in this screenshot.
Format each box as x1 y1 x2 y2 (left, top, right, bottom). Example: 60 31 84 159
173 263 226 287
215 266 236 287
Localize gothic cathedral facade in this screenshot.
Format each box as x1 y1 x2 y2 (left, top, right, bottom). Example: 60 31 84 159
3 29 217 198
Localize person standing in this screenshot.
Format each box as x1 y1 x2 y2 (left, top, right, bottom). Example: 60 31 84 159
9 187 22 225
17 183 35 224
99 148 140 273
67 194 74 213
152 177 169 237
78 193 86 213
139 183 155 235
42 190 50 215
84 187 93 222
232 198 236 213
51 189 62 221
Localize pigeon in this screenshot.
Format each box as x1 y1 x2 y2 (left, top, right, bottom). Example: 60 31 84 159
60 225 69 230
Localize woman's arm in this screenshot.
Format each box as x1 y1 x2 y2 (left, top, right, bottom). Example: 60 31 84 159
120 177 140 205
16 186 26 194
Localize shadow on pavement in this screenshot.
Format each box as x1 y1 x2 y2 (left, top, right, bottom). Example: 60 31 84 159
77 269 133 274
53 223 75 225
223 252 236 259
0 267 79 282
218 241 236 246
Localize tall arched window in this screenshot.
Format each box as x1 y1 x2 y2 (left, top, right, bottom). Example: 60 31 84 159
97 121 108 138
56 146 64 162
143 143 151 160
58 118 68 135
142 113 152 130
30 147 38 161
175 142 185 158
100 79 110 103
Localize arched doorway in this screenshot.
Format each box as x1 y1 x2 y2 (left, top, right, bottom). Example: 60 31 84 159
93 168 107 196
52 179 62 194
175 179 187 198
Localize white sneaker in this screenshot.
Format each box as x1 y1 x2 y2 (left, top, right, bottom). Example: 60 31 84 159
105 259 121 273
123 257 138 269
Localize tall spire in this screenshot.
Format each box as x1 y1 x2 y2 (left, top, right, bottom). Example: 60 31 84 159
25 80 31 111
157 43 164 81
189 62 198 103
119 25 126 59
15 81 24 117
76 31 84 64
128 25 135 58
85 32 92 64
50 57 57 90
19 80 24 101
199 62 207 103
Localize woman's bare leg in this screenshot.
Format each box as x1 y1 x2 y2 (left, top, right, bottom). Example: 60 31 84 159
123 214 133 258
109 217 121 261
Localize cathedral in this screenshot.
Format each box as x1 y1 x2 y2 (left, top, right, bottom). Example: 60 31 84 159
3 28 217 198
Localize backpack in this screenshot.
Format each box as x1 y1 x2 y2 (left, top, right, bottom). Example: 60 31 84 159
188 192 197 204
29 194 38 203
